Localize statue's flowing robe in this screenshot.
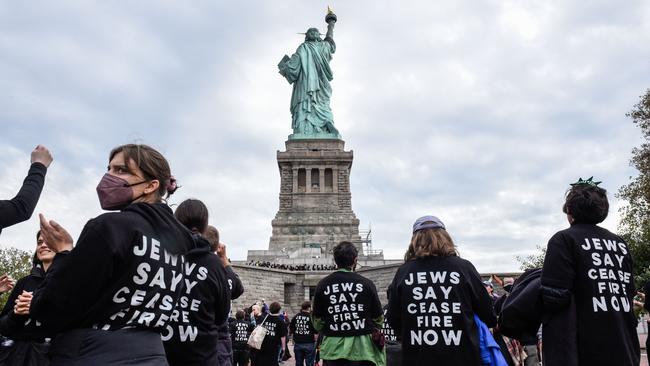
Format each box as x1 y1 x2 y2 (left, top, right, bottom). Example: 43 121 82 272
279 39 340 136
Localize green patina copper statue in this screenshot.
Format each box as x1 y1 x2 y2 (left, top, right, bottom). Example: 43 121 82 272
278 8 341 140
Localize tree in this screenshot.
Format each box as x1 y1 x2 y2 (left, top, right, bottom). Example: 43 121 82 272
0 246 33 310
617 89 650 289
516 244 546 271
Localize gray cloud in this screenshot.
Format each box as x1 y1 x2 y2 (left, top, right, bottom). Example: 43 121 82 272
1 0 648 273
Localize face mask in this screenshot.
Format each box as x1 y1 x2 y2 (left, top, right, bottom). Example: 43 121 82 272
96 173 147 210
503 284 513 293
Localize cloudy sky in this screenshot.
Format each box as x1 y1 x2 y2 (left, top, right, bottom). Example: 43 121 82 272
1 1 648 273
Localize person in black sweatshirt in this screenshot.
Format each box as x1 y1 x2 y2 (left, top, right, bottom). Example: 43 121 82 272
16 143 195 366
163 199 231 366
541 178 639 365
0 145 52 236
231 310 254 366
290 301 317 366
0 146 49 303
0 230 54 365
312 241 384 366
255 301 287 366
387 215 496 366
381 296 401 366
205 225 245 366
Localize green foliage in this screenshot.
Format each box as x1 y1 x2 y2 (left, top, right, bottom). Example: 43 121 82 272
516 244 546 271
0 246 33 310
617 89 650 289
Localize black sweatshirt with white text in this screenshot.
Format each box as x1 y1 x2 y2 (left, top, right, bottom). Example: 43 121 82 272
257 314 287 363
30 203 195 336
163 235 231 366
312 270 382 337
230 319 254 351
387 256 496 366
541 223 639 366
380 305 398 344
290 310 316 344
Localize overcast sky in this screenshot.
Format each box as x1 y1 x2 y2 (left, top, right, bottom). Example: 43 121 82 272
1 1 648 273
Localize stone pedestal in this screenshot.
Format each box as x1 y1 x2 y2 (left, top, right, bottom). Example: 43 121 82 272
252 139 362 262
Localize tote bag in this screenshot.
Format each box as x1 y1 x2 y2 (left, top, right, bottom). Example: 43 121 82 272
247 315 269 350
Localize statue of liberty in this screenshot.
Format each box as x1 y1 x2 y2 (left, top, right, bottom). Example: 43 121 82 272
278 9 341 139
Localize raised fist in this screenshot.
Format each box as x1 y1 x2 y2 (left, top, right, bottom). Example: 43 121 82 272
31 145 53 168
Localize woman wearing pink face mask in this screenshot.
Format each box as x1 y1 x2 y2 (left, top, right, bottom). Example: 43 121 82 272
17 144 195 366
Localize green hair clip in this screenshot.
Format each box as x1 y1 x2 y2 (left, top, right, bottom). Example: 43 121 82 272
570 177 602 187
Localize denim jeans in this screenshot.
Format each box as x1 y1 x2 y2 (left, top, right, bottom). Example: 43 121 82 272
294 342 316 366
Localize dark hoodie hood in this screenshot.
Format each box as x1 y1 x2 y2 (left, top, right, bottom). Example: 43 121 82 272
186 234 212 259
124 202 195 255
30 264 46 279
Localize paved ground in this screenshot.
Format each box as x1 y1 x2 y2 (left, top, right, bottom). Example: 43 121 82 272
278 332 650 365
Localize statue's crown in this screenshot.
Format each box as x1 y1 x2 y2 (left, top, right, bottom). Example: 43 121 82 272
570 177 602 187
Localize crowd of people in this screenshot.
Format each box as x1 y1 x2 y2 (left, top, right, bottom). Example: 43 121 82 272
0 143 643 366
247 262 338 272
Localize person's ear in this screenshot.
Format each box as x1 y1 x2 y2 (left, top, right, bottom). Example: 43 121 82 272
144 179 160 195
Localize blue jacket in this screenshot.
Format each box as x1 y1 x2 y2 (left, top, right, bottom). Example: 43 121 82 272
474 315 508 366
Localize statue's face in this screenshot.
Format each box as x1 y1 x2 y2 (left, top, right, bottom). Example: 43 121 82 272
305 28 321 41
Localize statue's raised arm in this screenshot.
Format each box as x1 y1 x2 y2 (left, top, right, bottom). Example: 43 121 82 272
277 9 341 140
324 7 336 49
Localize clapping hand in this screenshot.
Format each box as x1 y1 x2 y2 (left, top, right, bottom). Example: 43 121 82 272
39 214 73 253
14 291 32 315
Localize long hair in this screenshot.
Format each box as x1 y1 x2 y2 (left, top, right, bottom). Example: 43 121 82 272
404 228 457 261
33 230 43 268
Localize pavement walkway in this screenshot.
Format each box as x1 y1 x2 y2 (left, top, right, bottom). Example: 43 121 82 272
278 333 650 365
